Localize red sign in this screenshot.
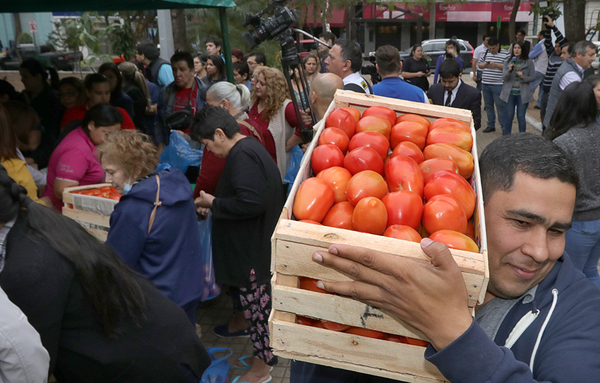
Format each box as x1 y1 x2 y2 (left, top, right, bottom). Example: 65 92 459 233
29 21 37 33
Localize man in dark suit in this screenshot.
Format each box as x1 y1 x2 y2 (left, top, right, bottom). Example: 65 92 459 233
428 58 482 130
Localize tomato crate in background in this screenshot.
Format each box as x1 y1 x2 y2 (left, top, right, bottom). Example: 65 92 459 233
269 90 489 382
62 183 118 242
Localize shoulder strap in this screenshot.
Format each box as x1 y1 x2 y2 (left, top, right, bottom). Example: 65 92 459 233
361 75 373 94
147 175 162 234
344 83 366 93
237 119 263 144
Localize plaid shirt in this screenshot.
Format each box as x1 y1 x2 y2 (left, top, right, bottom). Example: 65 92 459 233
0 218 16 273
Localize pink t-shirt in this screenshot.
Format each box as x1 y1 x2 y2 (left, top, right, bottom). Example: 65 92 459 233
43 127 105 212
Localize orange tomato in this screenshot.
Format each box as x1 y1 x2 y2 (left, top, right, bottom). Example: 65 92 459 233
318 127 350 153
352 196 387 235
384 155 424 197
419 158 459 180
341 107 362 124
426 126 473 152
422 194 468 235
424 170 476 218
423 143 474 179
320 321 351 332
383 225 422 243
348 131 390 160
296 315 316 326
345 327 387 339
326 109 356 139
429 230 479 252
395 113 431 129
346 170 388 206
355 116 392 140
322 201 354 230
299 277 330 293
293 177 335 222
317 166 352 203
391 141 424 164
344 146 385 176
362 106 397 127
429 118 470 133
298 220 322 225
390 121 428 150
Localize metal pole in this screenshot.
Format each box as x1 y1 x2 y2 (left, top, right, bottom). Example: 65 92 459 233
157 9 174 61
219 7 234 83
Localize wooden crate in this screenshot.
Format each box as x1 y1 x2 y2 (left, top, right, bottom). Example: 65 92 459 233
62 183 116 242
269 90 489 382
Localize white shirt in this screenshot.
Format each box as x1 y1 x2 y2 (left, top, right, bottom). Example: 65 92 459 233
473 44 487 69
443 80 462 106
343 72 372 94
559 62 584 90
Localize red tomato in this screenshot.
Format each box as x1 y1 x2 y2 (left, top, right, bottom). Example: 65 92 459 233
423 143 474 179
385 334 408 343
424 170 476 218
384 155 424 197
341 107 361 124
311 144 345 175
346 170 388 206
355 116 392 140
429 230 479 252
362 106 397 127
99 186 112 192
316 166 352 203
108 193 122 201
298 220 322 225
88 189 103 196
296 315 316 326
322 201 354 230
70 190 84 194
348 131 390 159
319 127 350 153
422 194 468 235
429 118 470 133
390 121 428 150
352 197 387 235
313 321 325 329
320 321 351 332
326 109 356 139
426 126 473 152
68 203 73 209
383 225 422 243
345 327 387 339
419 158 459 180
395 113 431 130
79 190 94 196
381 191 423 229
390 141 424 164
293 178 335 222
344 146 384 175
404 337 430 347
299 277 330 293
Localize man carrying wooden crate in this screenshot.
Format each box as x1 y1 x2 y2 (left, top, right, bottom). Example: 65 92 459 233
307 134 600 382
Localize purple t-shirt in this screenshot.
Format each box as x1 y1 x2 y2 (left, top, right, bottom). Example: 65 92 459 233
43 127 104 212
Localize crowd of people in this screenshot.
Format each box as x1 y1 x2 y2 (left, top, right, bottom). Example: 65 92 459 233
0 23 600 383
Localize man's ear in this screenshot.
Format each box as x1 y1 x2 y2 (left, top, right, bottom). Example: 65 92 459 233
376 63 381 75
459 73 462 79
343 59 352 73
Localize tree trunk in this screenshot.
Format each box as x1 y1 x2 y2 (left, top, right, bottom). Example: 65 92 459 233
13 13 22 61
563 0 586 42
508 0 520 45
171 9 190 52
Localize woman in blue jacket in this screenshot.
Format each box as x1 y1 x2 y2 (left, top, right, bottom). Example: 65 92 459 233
100 130 204 325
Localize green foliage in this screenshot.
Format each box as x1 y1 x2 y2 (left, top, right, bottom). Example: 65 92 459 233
106 22 138 61
528 0 562 19
47 13 104 54
18 32 33 44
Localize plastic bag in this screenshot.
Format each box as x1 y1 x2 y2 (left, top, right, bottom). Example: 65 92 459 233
201 347 232 383
159 131 203 174
284 145 304 196
198 211 221 301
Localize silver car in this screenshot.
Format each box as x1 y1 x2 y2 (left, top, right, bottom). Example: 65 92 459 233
400 38 474 72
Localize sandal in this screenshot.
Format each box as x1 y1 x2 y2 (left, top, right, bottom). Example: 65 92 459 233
231 375 272 383
232 356 274 372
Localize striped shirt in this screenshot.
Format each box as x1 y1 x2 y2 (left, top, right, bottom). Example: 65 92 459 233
479 49 508 85
542 26 566 90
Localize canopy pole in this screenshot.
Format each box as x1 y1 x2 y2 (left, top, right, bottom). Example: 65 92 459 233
219 7 234 83
157 9 175 61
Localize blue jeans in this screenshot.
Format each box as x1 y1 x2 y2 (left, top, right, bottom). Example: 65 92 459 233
482 83 506 131
565 218 600 289
532 71 545 107
476 70 483 92
504 94 527 135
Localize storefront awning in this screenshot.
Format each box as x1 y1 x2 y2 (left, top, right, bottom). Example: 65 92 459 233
0 0 235 13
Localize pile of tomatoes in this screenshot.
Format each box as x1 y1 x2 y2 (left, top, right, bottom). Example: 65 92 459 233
293 105 479 252
297 276 429 346
71 186 122 201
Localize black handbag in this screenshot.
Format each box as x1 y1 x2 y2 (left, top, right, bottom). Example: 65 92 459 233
163 81 196 131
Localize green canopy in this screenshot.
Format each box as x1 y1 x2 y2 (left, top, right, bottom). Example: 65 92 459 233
1 0 235 12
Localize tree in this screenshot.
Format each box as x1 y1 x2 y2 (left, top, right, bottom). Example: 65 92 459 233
563 0 585 42
508 0 520 45
171 8 190 52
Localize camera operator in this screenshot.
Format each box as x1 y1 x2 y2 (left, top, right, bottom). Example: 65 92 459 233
538 15 567 125
318 32 337 73
325 39 372 94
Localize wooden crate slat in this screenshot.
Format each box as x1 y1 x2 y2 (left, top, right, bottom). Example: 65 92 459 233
271 319 447 382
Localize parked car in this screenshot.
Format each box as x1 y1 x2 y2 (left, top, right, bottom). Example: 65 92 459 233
399 38 474 72
0 44 82 71
592 41 600 70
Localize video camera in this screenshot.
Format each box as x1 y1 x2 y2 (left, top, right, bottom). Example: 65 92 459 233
242 1 297 49
361 56 381 85
539 1 559 21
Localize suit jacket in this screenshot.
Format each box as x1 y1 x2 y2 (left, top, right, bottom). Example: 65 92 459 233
428 81 482 130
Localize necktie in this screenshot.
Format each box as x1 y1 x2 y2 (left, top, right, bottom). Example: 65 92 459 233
445 90 452 106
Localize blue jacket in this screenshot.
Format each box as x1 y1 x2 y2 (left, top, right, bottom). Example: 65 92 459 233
106 169 204 308
426 252 600 382
372 76 426 103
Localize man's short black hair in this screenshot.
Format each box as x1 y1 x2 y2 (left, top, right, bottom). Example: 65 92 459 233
191 105 241 141
375 45 401 76
483 34 490 41
170 51 194 70
247 51 267 66
517 29 526 36
136 42 160 60
479 133 579 204
488 36 500 47
206 37 222 48
336 39 363 73
319 31 337 43
84 73 108 91
439 58 461 79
